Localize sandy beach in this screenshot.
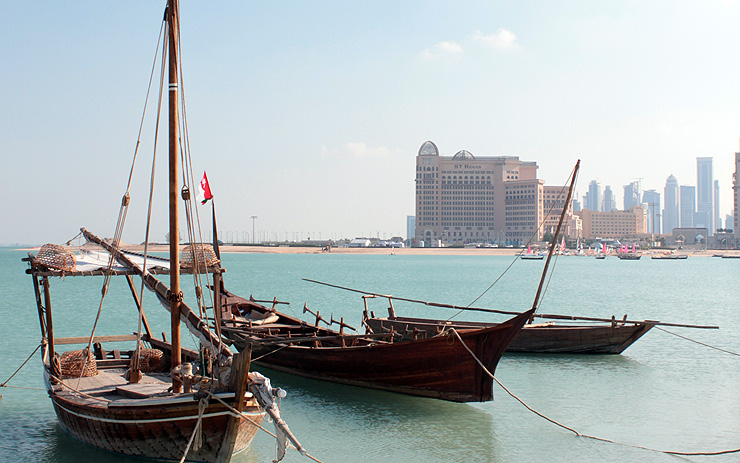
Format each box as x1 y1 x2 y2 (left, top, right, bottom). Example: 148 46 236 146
22 243 740 257
108 244 740 257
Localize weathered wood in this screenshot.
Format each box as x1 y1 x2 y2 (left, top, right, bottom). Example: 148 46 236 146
56 334 140 345
216 347 252 462
220 289 533 402
303 279 718 330
124 275 153 338
366 316 657 355
42 277 55 362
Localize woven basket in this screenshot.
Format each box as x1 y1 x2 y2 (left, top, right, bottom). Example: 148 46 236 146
59 349 97 378
36 244 76 272
137 348 168 373
180 244 219 271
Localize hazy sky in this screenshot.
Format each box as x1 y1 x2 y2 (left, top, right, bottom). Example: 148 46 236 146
2 1 739 245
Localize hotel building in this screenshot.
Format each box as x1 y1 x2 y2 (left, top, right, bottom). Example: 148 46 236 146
577 207 647 240
414 140 543 246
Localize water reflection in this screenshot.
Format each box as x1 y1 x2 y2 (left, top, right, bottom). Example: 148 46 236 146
253 367 500 462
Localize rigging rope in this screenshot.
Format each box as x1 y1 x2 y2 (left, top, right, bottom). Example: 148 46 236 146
208 392 325 463
449 328 740 457
447 165 578 322
656 326 740 357
0 344 41 398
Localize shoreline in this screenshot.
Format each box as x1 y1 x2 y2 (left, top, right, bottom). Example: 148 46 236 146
20 244 740 257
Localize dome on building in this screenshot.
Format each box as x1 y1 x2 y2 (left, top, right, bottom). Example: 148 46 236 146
418 140 439 156
452 150 475 160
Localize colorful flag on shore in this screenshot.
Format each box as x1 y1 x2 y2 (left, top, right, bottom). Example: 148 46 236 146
198 171 213 204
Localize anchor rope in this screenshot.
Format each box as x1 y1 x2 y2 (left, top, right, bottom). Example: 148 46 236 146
449 328 740 457
0 344 41 392
655 326 740 357
178 396 208 463
208 392 325 463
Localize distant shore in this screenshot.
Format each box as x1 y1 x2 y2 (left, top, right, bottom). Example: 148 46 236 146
25 243 736 257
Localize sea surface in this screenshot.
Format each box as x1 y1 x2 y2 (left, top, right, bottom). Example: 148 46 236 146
1 247 739 463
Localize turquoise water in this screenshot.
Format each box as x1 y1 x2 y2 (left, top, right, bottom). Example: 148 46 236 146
2 247 739 462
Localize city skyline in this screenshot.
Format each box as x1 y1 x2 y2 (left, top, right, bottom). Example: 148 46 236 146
2 1 740 245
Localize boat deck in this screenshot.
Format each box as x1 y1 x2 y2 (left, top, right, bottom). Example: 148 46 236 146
54 369 173 405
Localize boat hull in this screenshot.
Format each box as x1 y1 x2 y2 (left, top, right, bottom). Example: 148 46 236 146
49 386 263 462
226 309 533 402
365 317 655 355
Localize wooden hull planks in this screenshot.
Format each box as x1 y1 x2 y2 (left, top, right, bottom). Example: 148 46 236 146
221 290 533 402
365 317 656 355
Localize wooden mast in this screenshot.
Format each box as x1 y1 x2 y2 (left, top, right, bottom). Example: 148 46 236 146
168 0 182 393
531 160 580 313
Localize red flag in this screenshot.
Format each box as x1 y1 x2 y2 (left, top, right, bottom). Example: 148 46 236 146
199 171 213 204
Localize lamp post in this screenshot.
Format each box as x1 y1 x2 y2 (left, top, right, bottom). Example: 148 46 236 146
251 216 257 244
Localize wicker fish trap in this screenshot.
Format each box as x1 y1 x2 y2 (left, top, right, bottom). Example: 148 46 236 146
138 348 168 373
36 244 76 272
180 244 219 270
59 348 97 378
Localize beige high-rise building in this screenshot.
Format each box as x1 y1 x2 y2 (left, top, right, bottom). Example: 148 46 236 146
543 185 581 238
414 140 543 246
577 207 647 240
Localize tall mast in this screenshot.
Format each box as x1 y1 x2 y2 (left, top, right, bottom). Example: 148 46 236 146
531 160 580 312
167 0 182 393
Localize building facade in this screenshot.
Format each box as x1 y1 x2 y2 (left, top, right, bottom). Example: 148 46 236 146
662 174 679 234
714 179 720 234
576 206 647 240
603 186 616 212
696 157 714 235
735 151 740 239
414 140 542 246
624 181 640 210
642 189 661 235
680 185 696 228
585 180 601 211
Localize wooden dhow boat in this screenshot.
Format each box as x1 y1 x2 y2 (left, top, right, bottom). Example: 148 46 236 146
352 161 714 354
218 289 533 403
22 1 302 461
25 240 267 461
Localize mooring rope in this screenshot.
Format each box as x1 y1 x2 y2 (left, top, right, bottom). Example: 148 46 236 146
449 328 740 457
0 344 41 396
208 392 325 463
178 396 208 463
655 326 740 357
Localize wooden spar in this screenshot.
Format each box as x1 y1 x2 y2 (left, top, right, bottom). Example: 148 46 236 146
214 272 222 341
215 347 252 462
531 160 579 312
223 330 398 346
167 0 182 394
31 273 47 340
302 278 718 330
82 228 233 357
124 275 153 338
42 277 55 362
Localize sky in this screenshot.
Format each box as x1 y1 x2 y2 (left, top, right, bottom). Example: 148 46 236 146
2 1 740 245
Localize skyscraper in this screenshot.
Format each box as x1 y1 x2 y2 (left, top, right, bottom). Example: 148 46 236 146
624 181 640 210
603 186 616 212
642 190 661 234
586 180 601 211
680 185 696 228
663 175 679 234
735 151 739 239
714 179 720 233
697 157 714 235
